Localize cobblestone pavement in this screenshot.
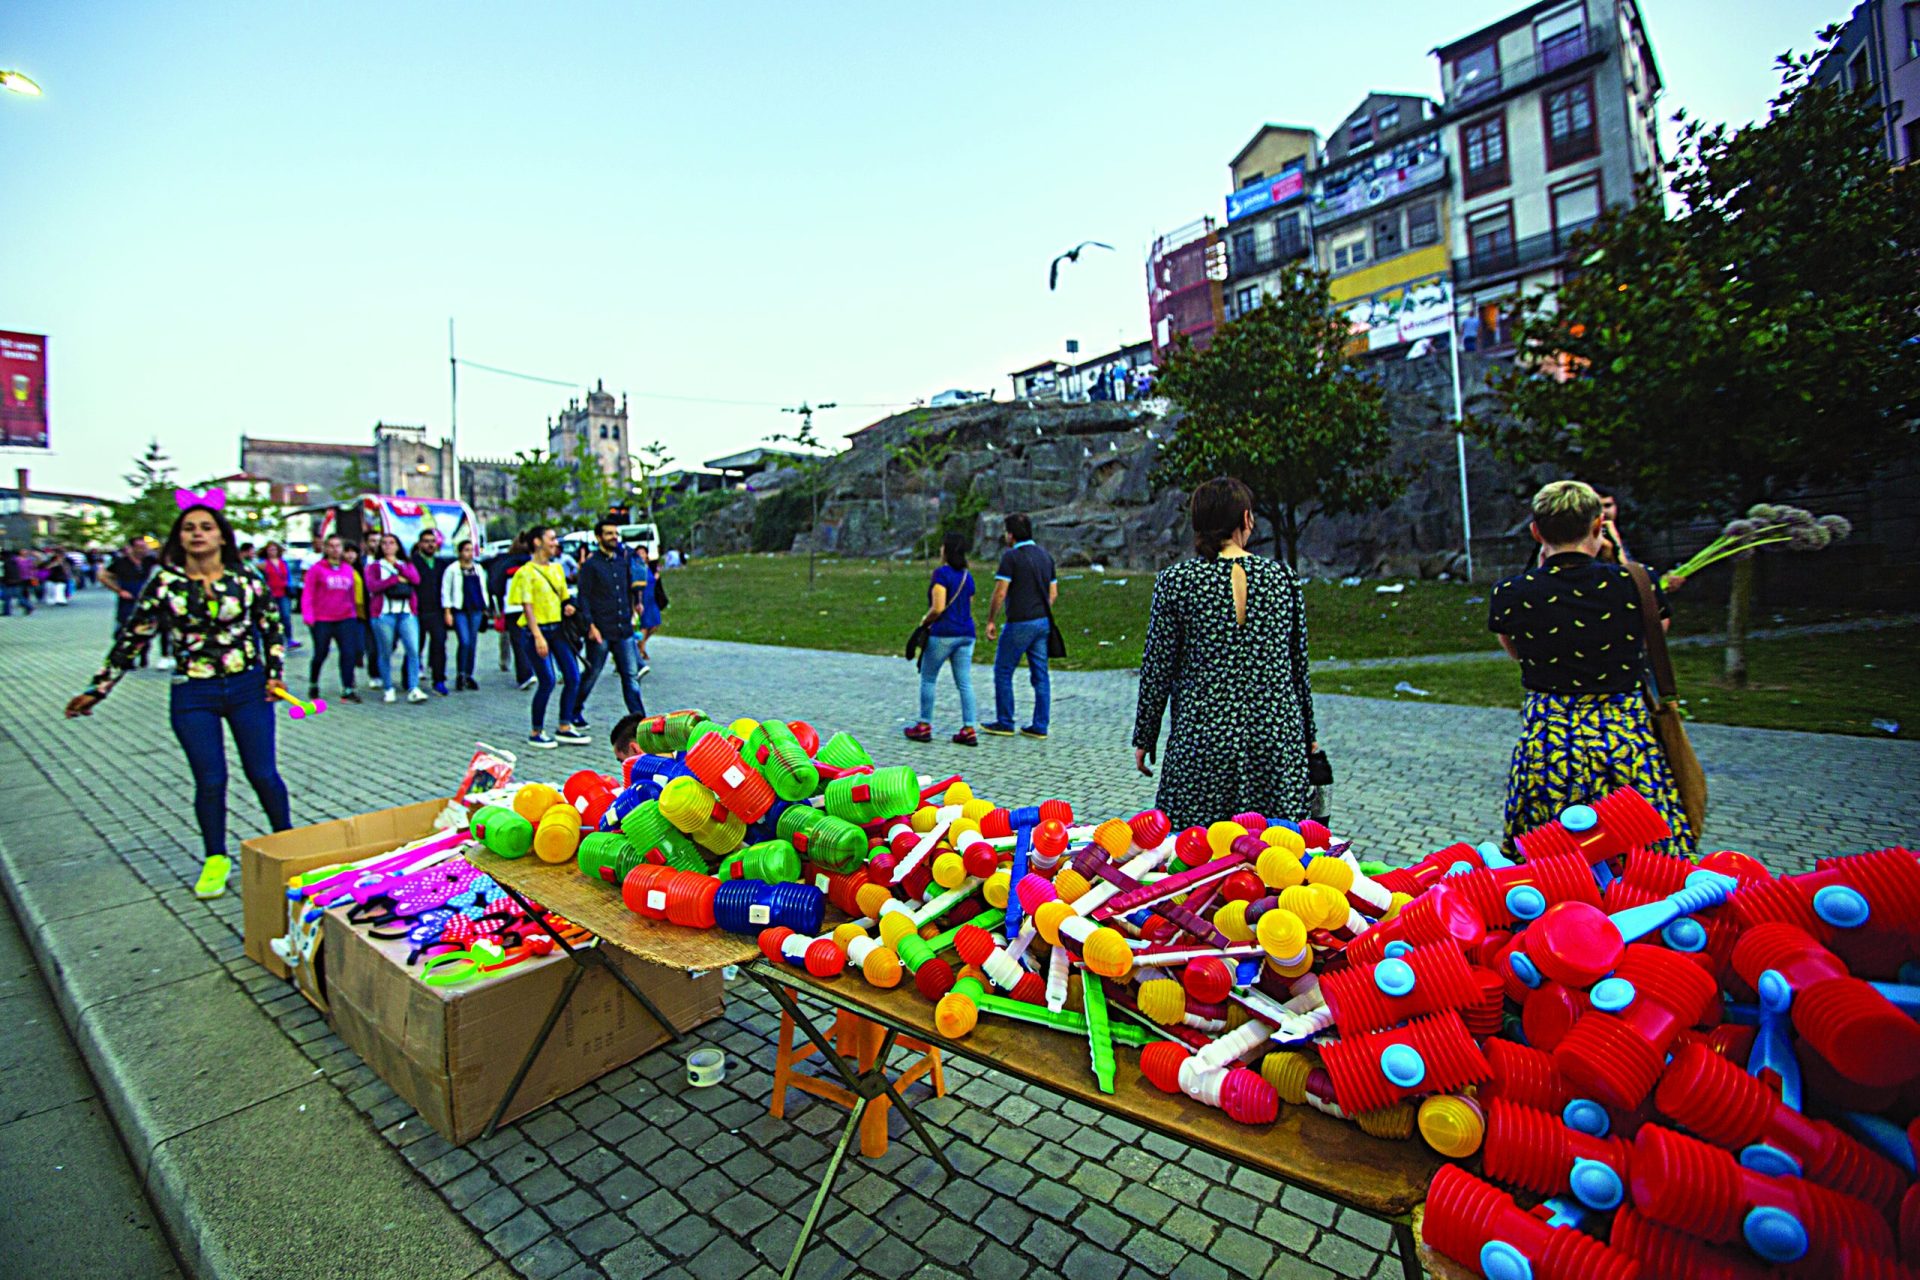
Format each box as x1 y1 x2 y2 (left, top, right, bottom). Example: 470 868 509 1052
3 593 1917 1280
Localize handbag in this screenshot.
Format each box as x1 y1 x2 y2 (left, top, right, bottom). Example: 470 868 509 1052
1625 561 1708 837
904 622 931 662
1043 600 1067 659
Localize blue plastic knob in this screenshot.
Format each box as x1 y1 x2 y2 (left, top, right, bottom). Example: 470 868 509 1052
1740 1143 1802 1178
1374 958 1417 997
1813 885 1871 930
1383 940 1413 960
1380 1043 1426 1088
1477 840 1502 860
1510 952 1543 989
1743 1206 1810 1263
1562 1099 1610 1137
1559 804 1598 833
1661 918 1707 953
1506 885 1547 921
1591 978 1636 1012
1447 860 1476 877
1758 969 1793 1014
1569 1158 1623 1210
1479 1240 1533 1280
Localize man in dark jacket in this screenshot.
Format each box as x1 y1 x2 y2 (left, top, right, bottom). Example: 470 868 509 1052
410 529 451 694
574 518 648 716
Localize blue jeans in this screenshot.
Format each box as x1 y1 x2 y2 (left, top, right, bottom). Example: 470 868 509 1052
579 632 648 716
919 635 977 726
275 597 294 643
372 611 421 691
451 609 484 682
169 667 292 860
2 584 33 615
993 618 1051 732
306 619 362 691
518 626 582 731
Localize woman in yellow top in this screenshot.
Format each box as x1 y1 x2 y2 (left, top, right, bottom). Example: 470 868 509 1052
506 525 587 748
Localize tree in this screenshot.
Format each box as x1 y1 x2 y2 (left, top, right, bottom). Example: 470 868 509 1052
886 417 953 555
506 449 573 527
1482 28 1920 683
331 453 378 501
54 508 110 550
110 439 181 546
628 439 674 524
1152 271 1403 568
219 484 284 544
769 404 837 588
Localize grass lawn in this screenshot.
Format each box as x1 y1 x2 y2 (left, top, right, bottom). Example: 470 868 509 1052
665 554 1502 670
1324 631 1919 739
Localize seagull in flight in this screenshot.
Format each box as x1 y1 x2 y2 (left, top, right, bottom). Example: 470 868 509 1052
1049 240 1115 290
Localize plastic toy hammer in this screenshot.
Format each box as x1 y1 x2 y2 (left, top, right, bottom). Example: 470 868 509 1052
270 686 326 718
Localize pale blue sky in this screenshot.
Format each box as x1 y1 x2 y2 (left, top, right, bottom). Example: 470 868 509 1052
3 1 1837 497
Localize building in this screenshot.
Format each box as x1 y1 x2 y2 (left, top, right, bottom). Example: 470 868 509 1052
1434 0 1662 350
704 447 815 488
1814 1 1919 167
1146 217 1226 358
1009 360 1067 401
1311 94 1456 353
1222 125 1319 322
1 469 112 545
1060 340 1156 403
240 422 457 505
550 380 630 481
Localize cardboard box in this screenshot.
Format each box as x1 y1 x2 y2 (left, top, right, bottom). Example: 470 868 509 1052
240 798 455 989
323 906 724 1145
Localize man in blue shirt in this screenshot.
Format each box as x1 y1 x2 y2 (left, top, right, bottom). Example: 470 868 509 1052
575 518 649 717
982 512 1057 738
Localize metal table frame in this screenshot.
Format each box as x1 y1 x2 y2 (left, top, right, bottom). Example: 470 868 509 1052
746 959 1423 1280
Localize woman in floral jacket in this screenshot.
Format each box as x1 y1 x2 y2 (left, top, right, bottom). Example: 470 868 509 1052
65 492 293 899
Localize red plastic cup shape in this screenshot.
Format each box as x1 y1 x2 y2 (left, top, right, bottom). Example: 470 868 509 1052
1372 843 1486 898
1422 1164 1640 1280
1529 900 1626 988
1520 981 1590 1053
1732 922 1920 1088
1448 853 1601 931
1346 881 1486 967
1480 1038 1572 1113
1183 956 1233 1005
1612 1207 1779 1280
1318 941 1479 1035
1513 786 1669 865
1553 943 1718 1112
1483 1097 1632 1209
1318 1010 1490 1114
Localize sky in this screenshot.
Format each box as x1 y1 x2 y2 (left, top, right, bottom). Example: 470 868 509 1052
2 0 1839 499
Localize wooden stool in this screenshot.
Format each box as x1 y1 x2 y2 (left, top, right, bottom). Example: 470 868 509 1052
770 1008 945 1158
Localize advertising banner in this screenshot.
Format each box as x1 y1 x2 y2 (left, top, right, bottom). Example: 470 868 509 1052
1343 276 1454 351
1310 134 1447 224
0 331 48 449
1226 158 1308 222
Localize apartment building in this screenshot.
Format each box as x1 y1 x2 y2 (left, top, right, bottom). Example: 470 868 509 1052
1815 0 1920 166
1221 125 1319 322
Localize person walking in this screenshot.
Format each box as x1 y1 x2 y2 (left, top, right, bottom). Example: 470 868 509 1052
259 541 297 648
364 532 426 704
981 513 1057 739
439 538 492 691
1489 480 1696 855
1131 478 1320 830
1 547 32 616
638 551 667 662
65 493 292 900
410 528 451 695
99 537 152 657
299 535 364 702
360 534 384 685
42 546 71 605
576 518 649 717
905 531 979 746
489 533 533 686
508 525 587 747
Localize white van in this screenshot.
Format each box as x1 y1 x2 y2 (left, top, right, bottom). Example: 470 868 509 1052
559 522 660 564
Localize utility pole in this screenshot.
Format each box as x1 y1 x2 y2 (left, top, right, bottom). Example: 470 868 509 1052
772 401 836 589
448 318 459 505
1444 301 1474 582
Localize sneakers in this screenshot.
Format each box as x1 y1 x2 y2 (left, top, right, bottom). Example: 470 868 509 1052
461 676 480 691
194 854 233 900
951 727 978 747
636 664 651 680
980 722 1016 736
518 677 537 691
904 722 934 743
1020 726 1049 739
339 689 361 703
433 680 449 696
407 687 429 704
155 655 176 670
527 732 558 749
307 684 320 702
556 727 591 746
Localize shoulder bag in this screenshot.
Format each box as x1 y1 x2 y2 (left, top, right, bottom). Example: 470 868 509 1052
1624 561 1708 837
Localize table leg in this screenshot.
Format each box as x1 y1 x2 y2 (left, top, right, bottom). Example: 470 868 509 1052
782 1089 867 1280
493 879 685 1041
483 961 584 1140
1393 1218 1421 1280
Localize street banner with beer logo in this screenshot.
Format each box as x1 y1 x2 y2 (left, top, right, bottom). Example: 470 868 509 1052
0 332 48 449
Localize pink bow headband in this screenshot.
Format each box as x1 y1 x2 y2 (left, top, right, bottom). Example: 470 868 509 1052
175 487 227 512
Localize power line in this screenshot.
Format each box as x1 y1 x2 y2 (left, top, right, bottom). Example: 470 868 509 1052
455 356 910 412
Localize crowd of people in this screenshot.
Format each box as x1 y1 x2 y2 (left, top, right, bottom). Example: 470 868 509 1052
1 544 99 614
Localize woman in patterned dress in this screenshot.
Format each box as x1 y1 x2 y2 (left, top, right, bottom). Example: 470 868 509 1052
1488 480 1696 855
1132 477 1318 830
64 494 293 899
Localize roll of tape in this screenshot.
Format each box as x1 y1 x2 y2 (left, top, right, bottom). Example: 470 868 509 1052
686 1047 727 1088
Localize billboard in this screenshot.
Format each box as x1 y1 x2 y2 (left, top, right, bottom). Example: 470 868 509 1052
1226 158 1308 222
1309 133 1446 224
0 332 48 449
1343 275 1454 351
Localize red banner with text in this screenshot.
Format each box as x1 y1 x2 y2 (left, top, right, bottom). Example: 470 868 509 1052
0 332 49 449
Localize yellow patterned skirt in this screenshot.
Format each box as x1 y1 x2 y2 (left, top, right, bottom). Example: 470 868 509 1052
1504 690 1697 856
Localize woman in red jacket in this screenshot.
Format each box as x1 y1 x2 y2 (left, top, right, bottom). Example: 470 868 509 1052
364 533 425 704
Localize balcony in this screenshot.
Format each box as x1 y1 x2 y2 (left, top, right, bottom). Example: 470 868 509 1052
1455 218 1597 285
1443 24 1611 114
1227 234 1312 280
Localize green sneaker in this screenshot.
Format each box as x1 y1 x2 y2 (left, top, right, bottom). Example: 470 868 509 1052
194 854 233 900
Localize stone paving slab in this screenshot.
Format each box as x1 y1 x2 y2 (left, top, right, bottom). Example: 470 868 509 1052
1 593 1917 1280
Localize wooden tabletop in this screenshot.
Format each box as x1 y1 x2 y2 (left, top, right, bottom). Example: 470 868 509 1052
466 847 1441 1219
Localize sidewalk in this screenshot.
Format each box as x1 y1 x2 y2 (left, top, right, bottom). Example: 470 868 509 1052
2 592 1916 1280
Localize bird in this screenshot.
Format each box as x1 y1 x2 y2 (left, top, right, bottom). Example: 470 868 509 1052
1049 240 1115 290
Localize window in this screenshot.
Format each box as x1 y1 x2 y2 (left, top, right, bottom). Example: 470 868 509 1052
612 425 620 442
1469 207 1516 275
1348 114 1374 149
1904 117 1920 163
1907 3 1919 61
1332 235 1368 270
1452 43 1500 101
1534 4 1588 72
1377 105 1400 134
1235 286 1258 316
1233 230 1256 269
1372 211 1402 258
1544 80 1598 167
1408 201 1440 247
1461 113 1509 195
1849 50 1871 89
1239 172 1264 188
599 424 609 439
1273 214 1305 258
1551 175 1602 240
